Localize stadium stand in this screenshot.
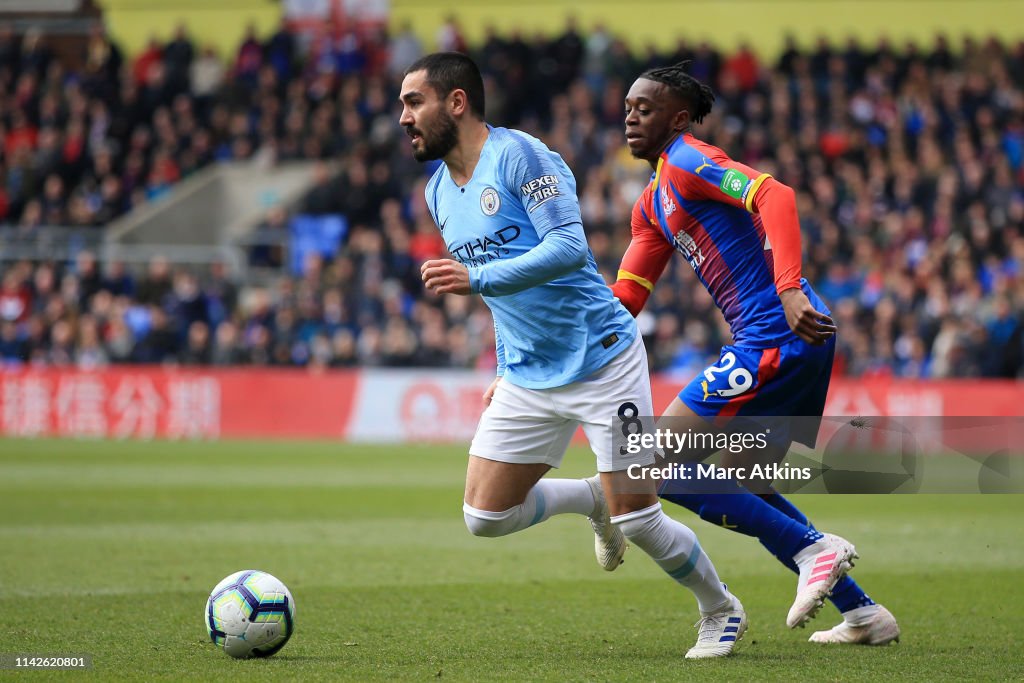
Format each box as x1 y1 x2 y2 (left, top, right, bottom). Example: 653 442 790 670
0 22 1022 378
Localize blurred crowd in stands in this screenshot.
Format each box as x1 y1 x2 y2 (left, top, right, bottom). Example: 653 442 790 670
1 17 1023 379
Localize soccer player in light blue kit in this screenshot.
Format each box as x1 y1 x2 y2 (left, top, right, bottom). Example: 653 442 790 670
400 52 746 659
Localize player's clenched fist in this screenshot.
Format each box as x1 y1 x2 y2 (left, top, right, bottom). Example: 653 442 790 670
421 259 472 295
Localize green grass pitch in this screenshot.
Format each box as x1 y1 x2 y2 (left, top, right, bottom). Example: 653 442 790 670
1 439 1022 681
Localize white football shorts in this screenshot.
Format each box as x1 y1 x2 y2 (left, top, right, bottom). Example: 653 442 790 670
469 334 656 472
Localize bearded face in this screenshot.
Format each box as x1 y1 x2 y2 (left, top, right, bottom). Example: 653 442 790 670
407 107 459 162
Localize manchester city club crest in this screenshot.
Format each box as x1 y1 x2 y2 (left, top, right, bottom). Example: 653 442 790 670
480 187 500 216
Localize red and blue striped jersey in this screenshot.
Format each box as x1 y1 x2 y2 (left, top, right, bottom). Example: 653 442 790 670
621 133 821 348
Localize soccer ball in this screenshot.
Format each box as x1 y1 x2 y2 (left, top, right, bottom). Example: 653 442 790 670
205 570 296 658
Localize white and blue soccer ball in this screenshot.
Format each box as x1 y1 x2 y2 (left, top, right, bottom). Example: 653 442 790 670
205 570 296 658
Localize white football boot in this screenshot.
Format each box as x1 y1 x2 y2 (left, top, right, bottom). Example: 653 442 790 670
809 605 900 645
584 475 626 571
685 592 748 659
787 533 859 628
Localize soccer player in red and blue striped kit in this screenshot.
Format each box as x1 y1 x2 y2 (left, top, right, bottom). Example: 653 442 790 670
605 62 900 645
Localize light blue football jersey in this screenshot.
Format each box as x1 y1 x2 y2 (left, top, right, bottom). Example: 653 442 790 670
425 126 636 389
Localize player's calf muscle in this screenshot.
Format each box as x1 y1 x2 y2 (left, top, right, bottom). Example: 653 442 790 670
601 470 658 517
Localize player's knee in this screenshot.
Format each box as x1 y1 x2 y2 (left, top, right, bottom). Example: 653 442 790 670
463 503 518 538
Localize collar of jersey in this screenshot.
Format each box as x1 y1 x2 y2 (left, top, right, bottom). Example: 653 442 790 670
446 123 495 190
653 132 694 188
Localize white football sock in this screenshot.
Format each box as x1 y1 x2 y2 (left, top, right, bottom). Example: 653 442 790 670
463 478 595 538
612 503 732 614
841 604 881 626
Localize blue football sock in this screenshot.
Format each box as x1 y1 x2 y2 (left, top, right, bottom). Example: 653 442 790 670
758 492 876 614
830 576 877 613
658 478 821 562
758 490 812 526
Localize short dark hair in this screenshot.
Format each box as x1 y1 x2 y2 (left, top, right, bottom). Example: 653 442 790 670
639 61 716 124
405 52 486 120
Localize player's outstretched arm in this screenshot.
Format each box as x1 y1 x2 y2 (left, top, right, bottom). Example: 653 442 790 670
751 177 836 345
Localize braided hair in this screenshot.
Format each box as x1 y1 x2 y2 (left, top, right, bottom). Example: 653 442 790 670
638 61 716 124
